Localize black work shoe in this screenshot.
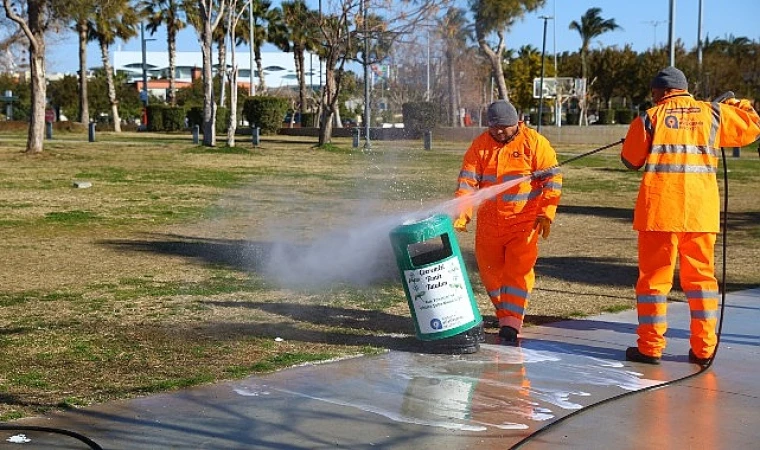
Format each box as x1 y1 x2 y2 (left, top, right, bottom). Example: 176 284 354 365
625 347 661 365
498 326 519 344
688 350 712 366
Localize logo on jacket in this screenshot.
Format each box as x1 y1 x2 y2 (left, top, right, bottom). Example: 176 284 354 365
664 115 679 129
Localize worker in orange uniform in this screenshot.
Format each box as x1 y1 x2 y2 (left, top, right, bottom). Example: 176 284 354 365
622 66 760 366
454 99 562 344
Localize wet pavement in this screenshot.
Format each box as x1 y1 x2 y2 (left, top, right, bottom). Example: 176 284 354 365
2 288 759 449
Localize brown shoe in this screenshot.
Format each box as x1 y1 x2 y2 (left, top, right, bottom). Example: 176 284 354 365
688 350 712 366
625 347 661 365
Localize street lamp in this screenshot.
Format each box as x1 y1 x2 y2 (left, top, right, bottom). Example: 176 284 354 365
249 0 256 96
537 15 552 132
362 0 371 150
140 22 156 128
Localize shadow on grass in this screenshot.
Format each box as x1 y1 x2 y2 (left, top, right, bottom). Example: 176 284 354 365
100 233 400 287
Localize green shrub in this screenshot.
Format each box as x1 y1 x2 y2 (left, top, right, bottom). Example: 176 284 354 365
402 101 441 137
597 109 615 124
186 106 227 133
146 105 165 131
242 96 289 135
615 109 635 125
162 107 186 131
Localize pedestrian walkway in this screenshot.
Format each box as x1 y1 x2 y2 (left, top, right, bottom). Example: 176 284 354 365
3 289 759 449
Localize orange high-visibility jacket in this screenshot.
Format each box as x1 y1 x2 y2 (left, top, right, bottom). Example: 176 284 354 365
621 92 760 232
455 126 562 227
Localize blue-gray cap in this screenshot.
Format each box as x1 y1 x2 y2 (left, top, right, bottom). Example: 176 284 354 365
651 66 688 90
487 100 518 126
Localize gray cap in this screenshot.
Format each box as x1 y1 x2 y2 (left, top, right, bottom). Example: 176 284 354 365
487 100 518 126
651 66 688 90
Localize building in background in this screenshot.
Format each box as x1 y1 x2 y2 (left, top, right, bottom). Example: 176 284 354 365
113 50 323 101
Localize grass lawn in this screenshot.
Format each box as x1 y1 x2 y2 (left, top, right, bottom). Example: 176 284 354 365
1 130 758 420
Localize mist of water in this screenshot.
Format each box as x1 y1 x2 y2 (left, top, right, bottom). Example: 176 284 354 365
259 175 530 289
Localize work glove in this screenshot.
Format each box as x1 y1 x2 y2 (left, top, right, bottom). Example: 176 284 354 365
533 216 551 239
453 215 469 232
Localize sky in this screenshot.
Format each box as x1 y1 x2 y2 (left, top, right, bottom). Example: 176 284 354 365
44 0 760 74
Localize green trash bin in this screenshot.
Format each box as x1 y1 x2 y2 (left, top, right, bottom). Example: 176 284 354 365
389 214 482 342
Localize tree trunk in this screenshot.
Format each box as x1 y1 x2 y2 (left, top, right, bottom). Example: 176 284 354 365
217 39 227 108
99 40 121 132
227 66 238 147
318 64 338 145
477 29 508 100
295 44 306 116
201 19 216 146
77 22 89 124
167 28 177 106
28 44 46 153
255 46 265 92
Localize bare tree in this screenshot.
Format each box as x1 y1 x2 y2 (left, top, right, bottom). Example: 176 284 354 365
470 0 545 100
315 0 443 145
2 0 53 153
188 0 226 146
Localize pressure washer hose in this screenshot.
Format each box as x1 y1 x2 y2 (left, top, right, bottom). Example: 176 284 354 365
509 138 732 450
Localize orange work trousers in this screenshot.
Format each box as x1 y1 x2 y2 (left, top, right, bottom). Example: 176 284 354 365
636 231 719 359
475 223 538 332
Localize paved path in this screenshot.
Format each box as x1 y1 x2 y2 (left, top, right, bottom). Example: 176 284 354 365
3 289 759 449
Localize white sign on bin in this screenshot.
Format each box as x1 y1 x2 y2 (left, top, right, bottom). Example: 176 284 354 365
403 257 475 334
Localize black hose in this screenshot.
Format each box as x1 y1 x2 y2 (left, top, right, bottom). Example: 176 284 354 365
0 424 103 449
510 140 731 450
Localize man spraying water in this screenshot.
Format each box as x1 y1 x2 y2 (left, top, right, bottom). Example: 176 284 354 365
454 99 562 344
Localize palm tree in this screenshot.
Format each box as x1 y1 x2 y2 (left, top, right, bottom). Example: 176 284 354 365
88 0 140 132
272 1 320 120
140 0 187 107
439 7 472 127
251 0 277 93
569 7 619 125
569 7 620 83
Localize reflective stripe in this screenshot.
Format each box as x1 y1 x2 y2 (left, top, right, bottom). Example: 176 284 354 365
544 181 562 190
643 163 717 173
458 182 476 192
642 113 654 137
495 302 526 315
637 294 667 304
709 102 721 148
501 174 526 183
502 189 542 203
639 315 667 325
482 174 498 183
488 286 529 299
459 170 479 182
532 167 561 179
691 309 719 320
651 144 719 157
685 290 719 299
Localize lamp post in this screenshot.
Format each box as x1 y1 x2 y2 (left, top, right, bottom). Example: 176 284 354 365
668 0 676 66
249 0 256 96
537 16 552 132
140 22 155 127
362 0 371 150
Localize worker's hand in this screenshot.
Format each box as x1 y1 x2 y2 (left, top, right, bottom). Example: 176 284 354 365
453 216 469 232
534 216 551 239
